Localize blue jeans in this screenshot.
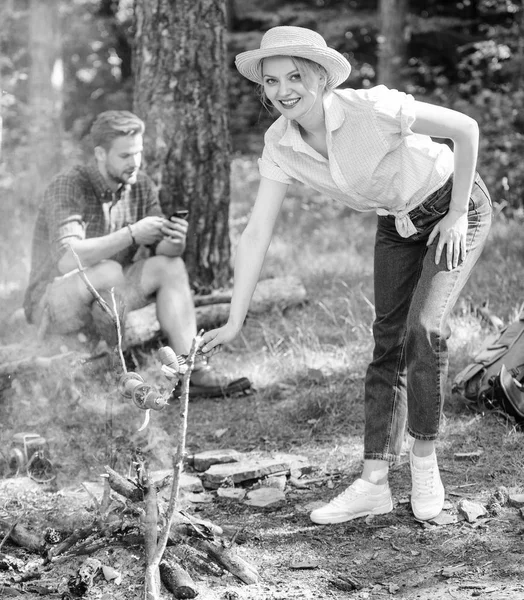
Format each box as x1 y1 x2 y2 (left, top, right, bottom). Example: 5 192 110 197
363 173 492 462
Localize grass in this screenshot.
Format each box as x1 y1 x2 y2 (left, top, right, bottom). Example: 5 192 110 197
1 152 524 600
1 153 524 487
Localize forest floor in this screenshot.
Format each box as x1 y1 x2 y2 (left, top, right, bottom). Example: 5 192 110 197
0 330 523 600
1 158 524 599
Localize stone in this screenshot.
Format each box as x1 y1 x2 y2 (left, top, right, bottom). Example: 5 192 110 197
458 498 487 522
255 475 287 492
270 453 311 475
102 565 122 584
244 487 286 507
186 491 214 504
202 457 291 489
441 565 470 578
180 473 204 492
429 512 460 526
217 487 246 500
508 493 524 508
151 469 204 493
191 449 242 472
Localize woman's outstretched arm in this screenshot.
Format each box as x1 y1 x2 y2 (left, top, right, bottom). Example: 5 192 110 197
201 176 289 353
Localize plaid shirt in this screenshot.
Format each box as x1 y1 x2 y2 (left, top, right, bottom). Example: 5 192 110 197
23 162 163 322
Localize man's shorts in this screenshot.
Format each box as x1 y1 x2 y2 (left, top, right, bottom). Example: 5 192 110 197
34 260 154 335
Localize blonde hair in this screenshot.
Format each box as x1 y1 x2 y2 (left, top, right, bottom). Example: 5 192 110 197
91 110 145 150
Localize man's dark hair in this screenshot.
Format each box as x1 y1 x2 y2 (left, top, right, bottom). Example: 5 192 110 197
91 110 145 150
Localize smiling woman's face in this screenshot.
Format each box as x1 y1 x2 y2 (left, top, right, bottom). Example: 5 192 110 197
261 56 323 121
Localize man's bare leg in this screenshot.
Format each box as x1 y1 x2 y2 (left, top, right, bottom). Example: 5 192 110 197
135 255 197 355
33 260 126 332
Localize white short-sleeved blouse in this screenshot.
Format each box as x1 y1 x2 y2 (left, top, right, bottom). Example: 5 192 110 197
258 85 454 237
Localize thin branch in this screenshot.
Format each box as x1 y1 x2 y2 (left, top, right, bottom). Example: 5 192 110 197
68 245 114 318
110 288 127 373
67 247 127 511
153 331 203 564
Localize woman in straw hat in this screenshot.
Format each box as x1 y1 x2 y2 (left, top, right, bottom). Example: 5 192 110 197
201 26 492 524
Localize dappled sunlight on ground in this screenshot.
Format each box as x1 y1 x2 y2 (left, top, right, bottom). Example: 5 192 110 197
1 153 524 599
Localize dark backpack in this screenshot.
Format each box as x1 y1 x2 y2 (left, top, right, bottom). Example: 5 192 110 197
452 310 524 427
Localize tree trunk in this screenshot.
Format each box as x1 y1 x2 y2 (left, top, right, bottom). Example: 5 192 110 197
28 0 63 194
225 0 236 30
133 0 232 291
377 0 408 88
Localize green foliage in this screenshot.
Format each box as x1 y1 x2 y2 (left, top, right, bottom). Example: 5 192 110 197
1 0 524 230
1 3 30 158
229 0 524 211
61 0 134 138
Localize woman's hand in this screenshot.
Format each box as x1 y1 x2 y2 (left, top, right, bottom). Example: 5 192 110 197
200 323 241 354
427 209 468 270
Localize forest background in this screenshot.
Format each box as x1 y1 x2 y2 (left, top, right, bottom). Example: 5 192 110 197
1 0 524 300
0 0 523 467
0 0 524 480
0 2 524 599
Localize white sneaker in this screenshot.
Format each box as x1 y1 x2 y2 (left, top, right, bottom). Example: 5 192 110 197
310 478 393 524
410 450 445 521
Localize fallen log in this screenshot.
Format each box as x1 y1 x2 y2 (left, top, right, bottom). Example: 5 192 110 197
0 276 307 378
124 275 307 348
159 558 198 599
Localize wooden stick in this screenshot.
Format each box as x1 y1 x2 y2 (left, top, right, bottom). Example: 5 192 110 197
69 246 113 318
172 511 223 539
110 288 126 371
104 467 225 538
144 483 158 561
103 466 143 502
143 472 160 600
154 333 202 563
45 521 99 563
159 559 198 599
191 538 258 585
69 247 126 372
141 333 201 600
51 539 108 563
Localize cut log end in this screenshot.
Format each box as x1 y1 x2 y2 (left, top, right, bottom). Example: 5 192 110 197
159 560 198 599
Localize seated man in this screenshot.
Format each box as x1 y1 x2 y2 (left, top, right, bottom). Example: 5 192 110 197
23 110 250 398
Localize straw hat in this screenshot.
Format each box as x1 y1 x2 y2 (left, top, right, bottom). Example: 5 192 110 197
235 26 351 89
